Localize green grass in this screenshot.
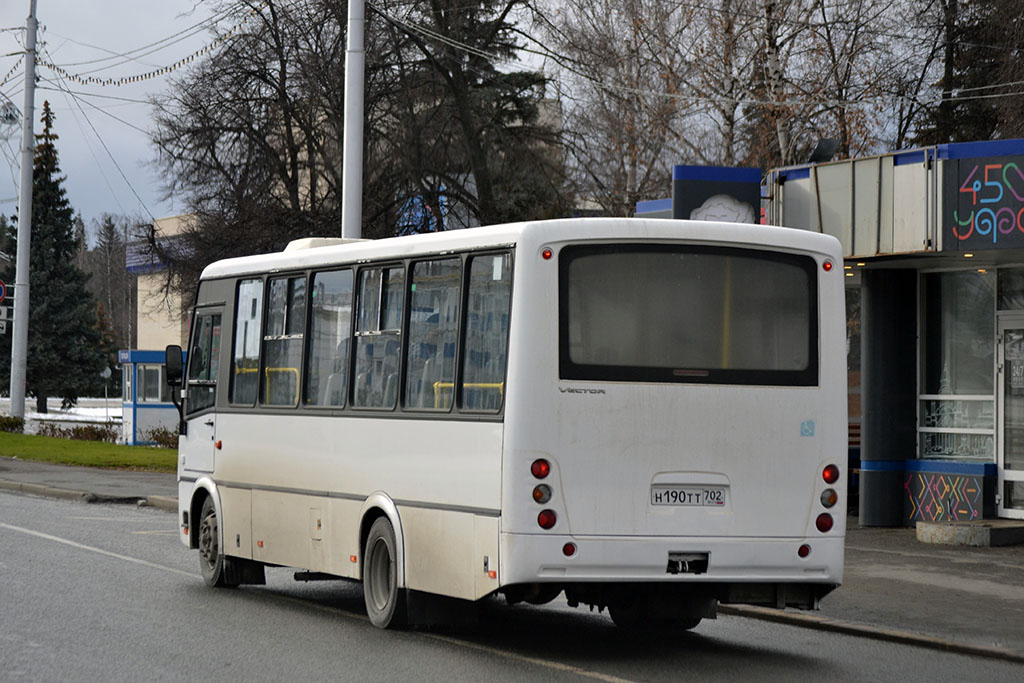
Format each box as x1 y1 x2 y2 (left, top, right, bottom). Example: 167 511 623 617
0 432 177 472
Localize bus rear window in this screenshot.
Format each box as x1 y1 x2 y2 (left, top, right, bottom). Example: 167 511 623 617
559 244 818 386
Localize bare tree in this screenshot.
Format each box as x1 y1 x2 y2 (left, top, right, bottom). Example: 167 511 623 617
539 0 697 215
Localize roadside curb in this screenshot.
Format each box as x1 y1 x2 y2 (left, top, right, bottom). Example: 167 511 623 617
0 478 176 511
145 495 178 512
719 604 1024 664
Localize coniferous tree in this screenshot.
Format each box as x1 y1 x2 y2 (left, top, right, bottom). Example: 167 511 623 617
0 102 107 411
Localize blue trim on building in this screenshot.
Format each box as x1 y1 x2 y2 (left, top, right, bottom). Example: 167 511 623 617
673 165 761 183
905 460 997 476
774 168 811 182
893 150 927 166
858 460 906 472
938 138 1024 160
120 349 168 363
636 198 673 213
859 460 995 476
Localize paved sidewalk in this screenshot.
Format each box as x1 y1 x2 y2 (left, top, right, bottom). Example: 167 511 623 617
0 455 177 510
2 455 1023 663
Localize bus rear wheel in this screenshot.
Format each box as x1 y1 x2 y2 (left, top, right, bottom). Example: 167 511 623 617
363 517 407 629
198 496 239 588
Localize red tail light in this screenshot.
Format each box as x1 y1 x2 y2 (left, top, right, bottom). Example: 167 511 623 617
538 509 557 529
815 513 834 533
822 464 840 484
798 544 811 558
531 459 551 479
562 543 577 557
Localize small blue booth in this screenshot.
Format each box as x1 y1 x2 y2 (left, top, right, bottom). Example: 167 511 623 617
119 349 184 446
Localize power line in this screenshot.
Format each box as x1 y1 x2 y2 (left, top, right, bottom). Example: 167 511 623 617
39 82 149 135
45 3 240 69
41 49 152 219
34 1 270 87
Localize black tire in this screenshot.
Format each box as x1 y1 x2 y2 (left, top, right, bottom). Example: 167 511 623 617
363 517 407 629
197 496 239 588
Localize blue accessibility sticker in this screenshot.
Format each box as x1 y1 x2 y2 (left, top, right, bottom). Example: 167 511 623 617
800 420 815 437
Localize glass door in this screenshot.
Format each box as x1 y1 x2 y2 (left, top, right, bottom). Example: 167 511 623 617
998 314 1024 519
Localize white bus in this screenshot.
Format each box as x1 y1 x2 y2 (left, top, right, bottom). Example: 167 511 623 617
166 218 847 630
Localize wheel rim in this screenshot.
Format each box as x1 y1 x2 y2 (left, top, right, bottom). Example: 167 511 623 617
367 536 393 612
198 509 218 573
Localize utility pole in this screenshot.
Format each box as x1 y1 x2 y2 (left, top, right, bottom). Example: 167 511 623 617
9 0 37 418
341 0 364 239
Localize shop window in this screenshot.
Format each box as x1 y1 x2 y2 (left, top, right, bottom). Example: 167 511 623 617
998 268 1024 311
919 271 995 460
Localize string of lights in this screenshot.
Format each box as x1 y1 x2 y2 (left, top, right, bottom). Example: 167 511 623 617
34 1 269 88
1 54 24 89
48 3 241 69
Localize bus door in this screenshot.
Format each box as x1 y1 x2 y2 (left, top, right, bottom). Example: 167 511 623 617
181 308 223 474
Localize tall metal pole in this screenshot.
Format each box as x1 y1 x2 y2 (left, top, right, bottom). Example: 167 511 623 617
9 0 37 418
341 0 364 239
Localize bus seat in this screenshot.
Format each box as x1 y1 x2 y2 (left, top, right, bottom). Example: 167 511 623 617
355 371 368 404
323 372 346 406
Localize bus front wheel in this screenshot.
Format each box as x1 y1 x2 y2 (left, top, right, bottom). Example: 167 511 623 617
363 517 408 629
198 497 239 588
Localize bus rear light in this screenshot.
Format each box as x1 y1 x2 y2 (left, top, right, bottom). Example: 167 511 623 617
823 260 834 272
798 544 811 558
538 509 557 529
533 484 552 504
815 513 834 533
563 543 577 557
541 247 553 260
822 464 840 484
820 488 838 508
531 459 551 479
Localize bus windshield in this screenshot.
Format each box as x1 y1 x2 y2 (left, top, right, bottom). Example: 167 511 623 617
560 244 818 386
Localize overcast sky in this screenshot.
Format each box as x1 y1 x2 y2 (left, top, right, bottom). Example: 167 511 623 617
1 1 235 238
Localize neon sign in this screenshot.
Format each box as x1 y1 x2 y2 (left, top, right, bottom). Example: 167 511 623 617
950 161 1024 247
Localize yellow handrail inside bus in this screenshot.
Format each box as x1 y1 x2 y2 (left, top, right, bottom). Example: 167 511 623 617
265 366 299 404
433 381 504 409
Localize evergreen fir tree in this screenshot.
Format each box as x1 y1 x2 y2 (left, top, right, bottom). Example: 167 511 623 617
0 102 107 411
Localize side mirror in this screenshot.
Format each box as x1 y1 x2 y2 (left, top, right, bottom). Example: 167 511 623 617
165 345 183 386
165 344 187 436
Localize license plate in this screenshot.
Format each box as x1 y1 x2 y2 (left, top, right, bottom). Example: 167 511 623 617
651 486 726 506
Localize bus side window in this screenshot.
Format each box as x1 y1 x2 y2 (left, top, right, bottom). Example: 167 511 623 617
461 253 511 413
405 258 461 411
186 312 221 415
230 278 263 405
305 269 353 407
261 276 306 407
354 266 404 409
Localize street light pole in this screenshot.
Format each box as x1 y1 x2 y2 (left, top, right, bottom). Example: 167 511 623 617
341 0 364 240
9 0 37 419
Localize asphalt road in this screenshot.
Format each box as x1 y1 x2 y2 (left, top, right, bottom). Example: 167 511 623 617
2 491 1023 682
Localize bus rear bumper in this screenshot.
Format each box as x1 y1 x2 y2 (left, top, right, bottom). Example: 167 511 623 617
499 532 844 597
